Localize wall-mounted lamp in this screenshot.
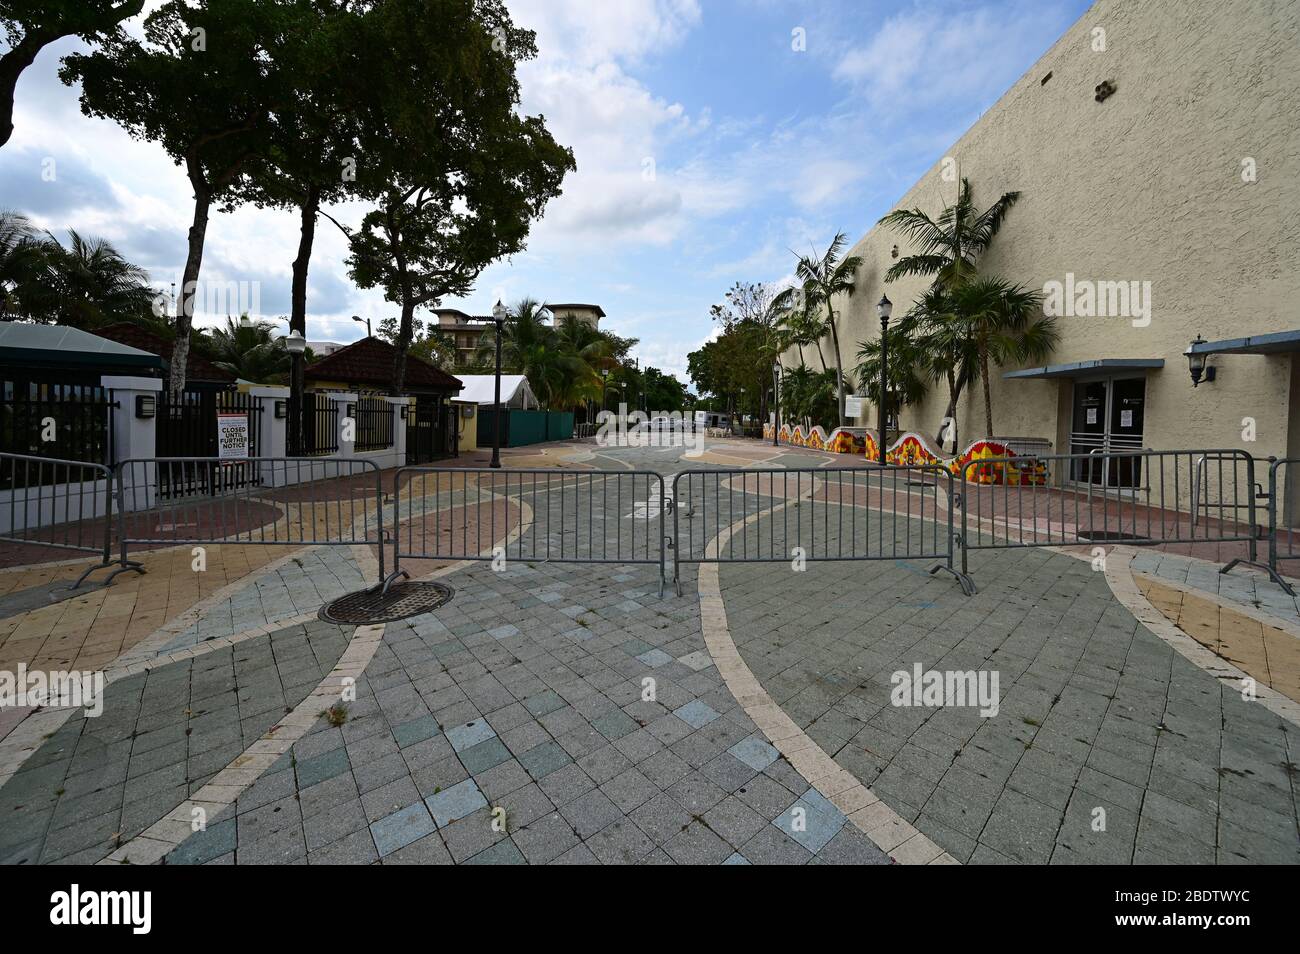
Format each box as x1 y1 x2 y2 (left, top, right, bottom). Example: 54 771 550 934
135 395 156 419
274 399 287 419
1185 335 1216 387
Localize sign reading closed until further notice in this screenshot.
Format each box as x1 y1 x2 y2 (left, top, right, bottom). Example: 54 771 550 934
217 412 249 460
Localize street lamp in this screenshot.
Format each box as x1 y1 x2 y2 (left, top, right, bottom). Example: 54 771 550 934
490 300 507 468
876 294 892 466
772 360 781 447
283 329 306 454
351 314 371 338
1185 334 1216 387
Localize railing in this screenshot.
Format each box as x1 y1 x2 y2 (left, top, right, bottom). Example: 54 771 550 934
671 465 973 596
957 448 1282 585
0 383 115 478
4 445 1300 600
0 451 132 587
1266 458 1300 595
293 392 339 457
156 389 263 462
115 457 386 579
354 396 395 452
384 467 666 594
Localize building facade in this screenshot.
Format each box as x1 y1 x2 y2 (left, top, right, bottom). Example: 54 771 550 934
432 303 605 366
794 0 1298 471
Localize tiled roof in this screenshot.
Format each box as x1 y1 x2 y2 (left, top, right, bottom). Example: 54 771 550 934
93 322 234 382
305 336 462 392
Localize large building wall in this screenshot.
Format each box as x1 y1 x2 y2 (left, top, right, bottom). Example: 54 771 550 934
811 0 1299 458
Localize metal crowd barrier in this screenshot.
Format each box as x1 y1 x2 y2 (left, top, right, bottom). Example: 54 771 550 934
957 448 1283 586
115 457 387 578
382 467 667 594
671 465 974 596
1266 458 1300 595
0 451 136 587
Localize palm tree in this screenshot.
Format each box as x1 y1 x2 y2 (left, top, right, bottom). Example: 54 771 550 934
786 233 861 428
775 291 829 371
0 209 44 316
40 229 155 328
878 177 1020 289
207 315 291 383
854 320 930 429
948 278 1057 437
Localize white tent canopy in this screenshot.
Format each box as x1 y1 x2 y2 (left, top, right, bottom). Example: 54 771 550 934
452 375 538 409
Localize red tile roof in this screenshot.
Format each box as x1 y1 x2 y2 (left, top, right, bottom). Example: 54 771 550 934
305 336 462 393
94 322 235 382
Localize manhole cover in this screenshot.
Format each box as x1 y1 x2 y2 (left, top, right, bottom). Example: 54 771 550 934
320 581 454 625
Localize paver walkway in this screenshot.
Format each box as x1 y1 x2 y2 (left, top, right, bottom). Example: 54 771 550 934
1 435 1296 864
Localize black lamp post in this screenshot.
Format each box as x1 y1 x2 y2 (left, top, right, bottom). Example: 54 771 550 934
351 314 371 337
876 294 891 466
772 361 780 446
490 300 506 468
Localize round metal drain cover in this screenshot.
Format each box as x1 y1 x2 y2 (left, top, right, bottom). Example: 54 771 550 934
320 581 454 625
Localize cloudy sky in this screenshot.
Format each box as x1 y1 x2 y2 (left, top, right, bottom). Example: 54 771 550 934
1 0 1090 384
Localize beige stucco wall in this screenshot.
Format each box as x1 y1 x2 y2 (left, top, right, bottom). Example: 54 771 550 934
799 0 1300 459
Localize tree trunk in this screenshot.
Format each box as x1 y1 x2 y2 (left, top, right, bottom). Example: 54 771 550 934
0 35 46 150
813 339 827 372
289 185 318 411
979 344 994 439
170 183 211 401
392 298 413 393
826 303 846 429
1 2 145 150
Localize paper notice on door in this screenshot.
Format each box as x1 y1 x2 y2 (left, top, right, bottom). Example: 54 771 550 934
1120 409 1133 428
1086 408 1097 425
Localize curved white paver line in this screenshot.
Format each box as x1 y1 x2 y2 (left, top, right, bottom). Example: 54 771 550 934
1103 546 1300 728
691 470 956 865
88 494 540 865
1131 569 1300 641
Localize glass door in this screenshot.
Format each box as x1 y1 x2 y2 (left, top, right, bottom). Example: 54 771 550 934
1069 376 1147 488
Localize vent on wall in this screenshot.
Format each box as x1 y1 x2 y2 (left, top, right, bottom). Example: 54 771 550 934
1095 79 1116 102
1040 71 1053 86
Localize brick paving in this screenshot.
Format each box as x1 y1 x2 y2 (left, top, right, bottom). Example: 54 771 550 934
0 435 1296 864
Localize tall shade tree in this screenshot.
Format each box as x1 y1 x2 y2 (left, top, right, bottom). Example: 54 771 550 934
0 0 143 149
61 0 297 398
948 277 1057 437
877 177 1020 289
247 0 360 411
341 0 574 392
779 233 861 428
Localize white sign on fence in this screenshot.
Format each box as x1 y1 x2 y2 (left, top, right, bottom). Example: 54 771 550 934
844 396 865 418
217 412 249 459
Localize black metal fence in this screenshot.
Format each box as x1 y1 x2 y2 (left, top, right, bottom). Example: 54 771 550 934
384 468 666 594
354 396 395 452
156 389 262 459
292 392 339 457
671 465 972 595
0 381 115 480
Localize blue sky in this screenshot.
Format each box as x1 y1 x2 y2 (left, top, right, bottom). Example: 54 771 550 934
1 0 1091 385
